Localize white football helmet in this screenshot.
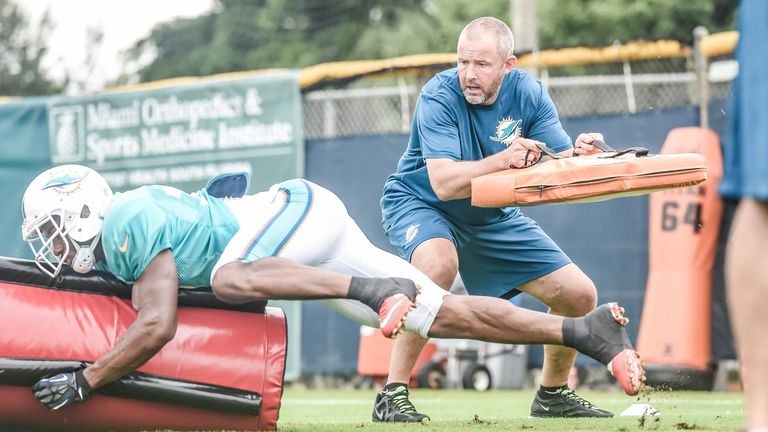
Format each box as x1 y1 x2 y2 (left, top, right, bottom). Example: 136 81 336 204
21 165 113 278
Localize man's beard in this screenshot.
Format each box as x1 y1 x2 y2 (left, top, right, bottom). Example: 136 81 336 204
462 73 504 105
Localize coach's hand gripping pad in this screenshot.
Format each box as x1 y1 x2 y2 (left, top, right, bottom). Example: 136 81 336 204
0 257 287 431
471 151 708 206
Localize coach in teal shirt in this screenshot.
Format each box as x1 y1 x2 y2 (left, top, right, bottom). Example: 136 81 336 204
375 16 615 421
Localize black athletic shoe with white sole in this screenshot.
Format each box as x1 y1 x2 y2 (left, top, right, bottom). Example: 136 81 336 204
529 387 613 418
372 385 430 423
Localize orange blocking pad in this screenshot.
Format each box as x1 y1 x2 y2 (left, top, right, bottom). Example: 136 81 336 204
358 326 438 385
637 127 723 372
471 151 707 207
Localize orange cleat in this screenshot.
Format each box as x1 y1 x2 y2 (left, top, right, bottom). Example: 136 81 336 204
378 293 415 339
608 348 645 396
605 302 645 396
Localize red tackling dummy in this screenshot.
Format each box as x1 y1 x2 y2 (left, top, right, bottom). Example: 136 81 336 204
0 257 287 431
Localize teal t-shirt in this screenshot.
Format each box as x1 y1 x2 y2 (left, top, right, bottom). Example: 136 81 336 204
382 68 572 225
100 185 240 287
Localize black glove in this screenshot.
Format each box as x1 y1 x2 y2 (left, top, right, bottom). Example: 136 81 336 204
32 369 92 410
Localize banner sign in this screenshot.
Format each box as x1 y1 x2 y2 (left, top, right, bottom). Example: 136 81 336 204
47 71 303 192
46 72 304 381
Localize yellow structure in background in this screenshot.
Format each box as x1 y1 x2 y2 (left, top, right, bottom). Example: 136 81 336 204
0 31 742 102
699 31 738 58
103 31 742 93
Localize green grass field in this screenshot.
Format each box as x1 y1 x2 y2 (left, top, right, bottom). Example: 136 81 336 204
278 387 745 431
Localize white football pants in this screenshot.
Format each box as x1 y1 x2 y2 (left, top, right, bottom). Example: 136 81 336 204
213 179 448 337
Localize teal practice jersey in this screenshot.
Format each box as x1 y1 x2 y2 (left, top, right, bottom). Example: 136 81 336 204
100 185 240 287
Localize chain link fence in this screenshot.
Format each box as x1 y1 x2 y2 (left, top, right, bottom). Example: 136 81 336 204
303 35 736 140
303 85 419 139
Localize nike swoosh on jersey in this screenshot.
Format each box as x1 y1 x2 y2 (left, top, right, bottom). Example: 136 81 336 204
118 233 129 253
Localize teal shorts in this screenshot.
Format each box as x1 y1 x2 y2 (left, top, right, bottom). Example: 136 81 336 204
383 201 571 299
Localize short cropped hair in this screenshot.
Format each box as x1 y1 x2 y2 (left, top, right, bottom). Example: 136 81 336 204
458 17 515 58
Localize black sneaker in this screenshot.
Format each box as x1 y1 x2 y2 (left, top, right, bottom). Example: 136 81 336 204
530 387 614 418
372 385 430 422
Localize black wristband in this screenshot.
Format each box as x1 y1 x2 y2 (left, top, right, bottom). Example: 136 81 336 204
74 369 92 401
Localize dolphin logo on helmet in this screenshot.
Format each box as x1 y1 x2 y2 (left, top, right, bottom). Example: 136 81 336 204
42 173 88 194
21 165 113 278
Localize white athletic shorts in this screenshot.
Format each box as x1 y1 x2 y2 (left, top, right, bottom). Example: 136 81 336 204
211 179 448 337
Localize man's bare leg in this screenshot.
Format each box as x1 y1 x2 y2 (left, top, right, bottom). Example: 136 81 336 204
374 238 457 423
520 264 597 388
213 257 353 302
386 333 430 384
726 199 768 430
429 295 643 396
517 264 609 417
384 238 458 387
428 295 562 342
212 257 417 337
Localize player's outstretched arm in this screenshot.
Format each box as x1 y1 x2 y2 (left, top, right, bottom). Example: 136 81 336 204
85 249 180 388
33 250 180 410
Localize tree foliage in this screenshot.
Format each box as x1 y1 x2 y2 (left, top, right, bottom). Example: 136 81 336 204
0 0 742 94
122 0 737 84
122 0 508 83
538 0 738 48
126 0 423 82
0 0 63 96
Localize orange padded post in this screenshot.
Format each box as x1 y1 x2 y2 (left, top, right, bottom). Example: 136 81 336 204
637 127 723 385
